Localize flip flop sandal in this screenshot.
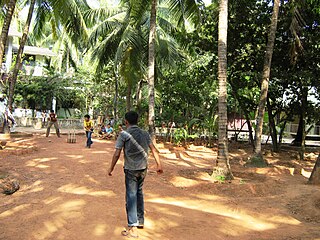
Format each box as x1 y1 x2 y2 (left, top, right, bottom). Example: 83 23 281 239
121 229 139 238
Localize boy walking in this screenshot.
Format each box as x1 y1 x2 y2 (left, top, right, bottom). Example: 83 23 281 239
108 111 163 238
46 110 60 137
84 114 94 148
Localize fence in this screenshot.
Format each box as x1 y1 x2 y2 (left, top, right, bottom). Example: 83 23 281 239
15 117 83 129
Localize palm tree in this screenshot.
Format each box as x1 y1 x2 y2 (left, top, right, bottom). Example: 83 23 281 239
0 0 16 74
7 0 90 110
213 0 233 180
146 0 200 138
8 0 35 111
148 0 157 138
252 0 280 166
87 0 192 115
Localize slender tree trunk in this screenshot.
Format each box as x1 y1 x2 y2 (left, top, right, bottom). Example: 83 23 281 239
278 119 287 148
309 154 320 185
252 0 280 165
126 84 132 112
299 86 307 160
113 71 118 123
136 80 143 116
148 0 157 140
267 97 279 152
292 87 308 152
0 0 16 69
213 0 233 180
244 112 255 150
8 0 36 111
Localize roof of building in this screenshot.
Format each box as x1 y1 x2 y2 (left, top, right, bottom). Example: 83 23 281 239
12 45 57 57
8 28 22 38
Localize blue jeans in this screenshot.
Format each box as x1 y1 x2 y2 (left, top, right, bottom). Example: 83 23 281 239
86 131 93 147
124 168 147 227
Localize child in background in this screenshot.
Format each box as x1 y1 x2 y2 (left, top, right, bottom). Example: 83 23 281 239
84 114 94 148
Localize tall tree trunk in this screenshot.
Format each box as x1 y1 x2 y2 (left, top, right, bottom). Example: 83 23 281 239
148 0 157 140
136 80 143 116
8 0 35 111
292 87 308 152
213 0 233 180
299 86 307 160
309 154 320 185
0 0 16 70
278 120 287 148
252 0 280 166
267 96 279 152
113 71 118 123
244 112 255 150
126 84 132 112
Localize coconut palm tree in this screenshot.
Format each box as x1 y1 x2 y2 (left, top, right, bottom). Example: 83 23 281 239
145 0 200 138
0 0 16 73
213 0 233 180
148 0 157 137
87 0 190 114
252 0 280 166
88 0 200 135
8 0 35 111
7 0 90 110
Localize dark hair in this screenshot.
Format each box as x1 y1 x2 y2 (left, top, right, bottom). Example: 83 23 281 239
50 110 54 113
125 111 138 125
84 114 90 119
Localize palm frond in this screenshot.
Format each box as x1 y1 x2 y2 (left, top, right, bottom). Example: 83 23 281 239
49 0 89 43
164 0 201 28
88 11 127 46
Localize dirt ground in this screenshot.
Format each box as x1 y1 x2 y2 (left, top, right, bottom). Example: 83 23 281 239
0 132 320 240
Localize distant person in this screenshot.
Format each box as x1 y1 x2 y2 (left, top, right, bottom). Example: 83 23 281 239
46 110 60 137
105 124 113 139
84 114 94 148
41 110 47 127
108 111 163 238
0 94 15 132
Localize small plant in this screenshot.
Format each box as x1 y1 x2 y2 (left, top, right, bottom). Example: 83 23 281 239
173 128 187 145
239 179 246 184
214 175 226 183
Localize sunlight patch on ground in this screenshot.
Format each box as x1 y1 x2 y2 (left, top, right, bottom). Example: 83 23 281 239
58 183 116 197
185 150 215 160
0 204 31 218
188 144 214 152
22 180 44 193
179 152 212 168
147 197 276 232
190 193 223 201
43 197 62 205
34 200 86 239
50 199 86 215
301 168 312 178
164 158 191 167
93 224 107 236
91 150 109 154
170 176 200 188
160 153 179 160
65 155 83 159
85 174 100 184
26 157 57 168
268 216 301 225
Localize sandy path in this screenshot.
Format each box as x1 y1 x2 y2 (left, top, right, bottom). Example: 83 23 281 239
0 135 320 240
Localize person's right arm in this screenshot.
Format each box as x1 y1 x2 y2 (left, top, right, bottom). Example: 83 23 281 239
108 148 122 176
149 143 163 174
